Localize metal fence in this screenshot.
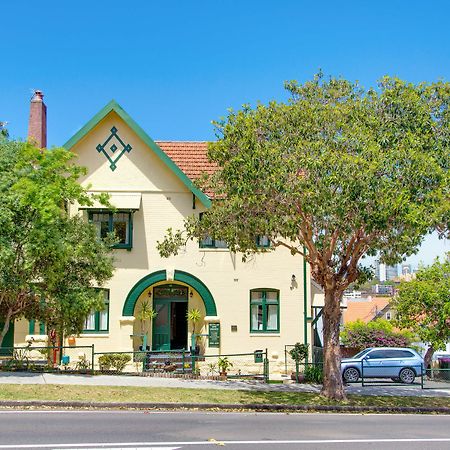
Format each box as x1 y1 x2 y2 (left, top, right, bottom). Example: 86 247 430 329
0 345 95 373
191 350 269 382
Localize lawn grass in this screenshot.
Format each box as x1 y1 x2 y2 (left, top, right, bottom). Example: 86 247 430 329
0 384 448 409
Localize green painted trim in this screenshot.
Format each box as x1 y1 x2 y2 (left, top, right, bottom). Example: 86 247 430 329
122 270 167 316
28 320 35 335
249 289 280 333
88 210 133 249
303 247 308 350
83 289 110 333
174 270 217 316
39 322 46 335
63 100 211 208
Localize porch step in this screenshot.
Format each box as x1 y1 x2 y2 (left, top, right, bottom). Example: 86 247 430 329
143 351 194 373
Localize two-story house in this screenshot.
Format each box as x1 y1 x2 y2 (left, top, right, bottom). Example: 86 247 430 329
11 91 324 373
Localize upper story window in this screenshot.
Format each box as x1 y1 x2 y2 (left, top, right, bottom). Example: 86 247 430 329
250 289 280 333
83 289 109 333
198 212 228 249
89 211 133 249
256 235 271 248
199 236 228 249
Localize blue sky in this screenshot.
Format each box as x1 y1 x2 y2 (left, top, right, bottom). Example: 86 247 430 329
1 0 448 266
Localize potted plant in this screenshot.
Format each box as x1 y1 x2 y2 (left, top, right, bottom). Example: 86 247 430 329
186 308 203 355
217 356 233 379
136 300 157 350
289 343 309 382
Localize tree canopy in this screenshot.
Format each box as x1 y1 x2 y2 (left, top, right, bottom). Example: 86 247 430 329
340 319 414 350
393 256 450 367
0 139 114 346
159 74 450 399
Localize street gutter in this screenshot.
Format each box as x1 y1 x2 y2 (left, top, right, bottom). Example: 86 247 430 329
0 400 449 414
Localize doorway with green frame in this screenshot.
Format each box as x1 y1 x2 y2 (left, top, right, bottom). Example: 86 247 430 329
152 284 188 351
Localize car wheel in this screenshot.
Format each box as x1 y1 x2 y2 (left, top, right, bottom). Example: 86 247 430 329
343 367 360 383
399 368 415 384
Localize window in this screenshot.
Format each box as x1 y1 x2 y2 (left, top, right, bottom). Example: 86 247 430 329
250 289 279 333
83 290 109 333
385 311 391 320
367 350 389 359
256 235 271 248
198 213 227 249
385 350 414 359
89 211 132 249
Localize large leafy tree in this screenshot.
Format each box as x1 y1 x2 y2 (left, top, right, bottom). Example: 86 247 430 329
159 74 449 400
0 139 114 346
393 257 450 367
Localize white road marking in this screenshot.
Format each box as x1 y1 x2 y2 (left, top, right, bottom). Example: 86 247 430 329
0 438 449 448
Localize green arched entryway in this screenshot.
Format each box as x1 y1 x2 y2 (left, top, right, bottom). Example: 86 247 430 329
122 269 217 317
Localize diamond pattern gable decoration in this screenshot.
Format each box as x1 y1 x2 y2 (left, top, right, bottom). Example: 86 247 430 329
96 126 132 171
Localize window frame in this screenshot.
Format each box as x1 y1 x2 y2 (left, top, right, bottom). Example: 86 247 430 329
249 289 280 333
88 210 133 249
83 289 110 333
198 212 228 249
256 235 271 248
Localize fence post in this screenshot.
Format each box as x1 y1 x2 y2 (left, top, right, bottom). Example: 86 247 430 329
182 349 185 374
91 344 95 375
421 363 424 389
295 360 299 383
264 348 269 383
361 359 364 387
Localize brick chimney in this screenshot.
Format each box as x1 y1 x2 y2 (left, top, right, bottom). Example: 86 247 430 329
27 90 47 148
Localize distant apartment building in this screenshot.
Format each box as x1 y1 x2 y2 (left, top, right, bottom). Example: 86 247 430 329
372 284 395 296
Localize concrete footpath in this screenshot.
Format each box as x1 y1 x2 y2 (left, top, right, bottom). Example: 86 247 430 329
0 372 449 397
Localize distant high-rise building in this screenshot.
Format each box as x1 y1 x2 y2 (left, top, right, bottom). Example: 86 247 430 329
386 265 398 280
401 264 412 276
375 260 398 281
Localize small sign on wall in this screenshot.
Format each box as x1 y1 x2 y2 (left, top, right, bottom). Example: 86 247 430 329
208 323 220 348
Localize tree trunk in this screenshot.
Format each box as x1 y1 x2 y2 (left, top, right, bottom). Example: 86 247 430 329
0 308 13 348
321 288 346 400
424 345 434 369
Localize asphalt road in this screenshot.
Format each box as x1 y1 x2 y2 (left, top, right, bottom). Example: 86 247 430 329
0 410 449 450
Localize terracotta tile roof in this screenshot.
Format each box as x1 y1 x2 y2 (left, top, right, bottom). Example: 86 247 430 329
156 141 217 182
343 297 391 324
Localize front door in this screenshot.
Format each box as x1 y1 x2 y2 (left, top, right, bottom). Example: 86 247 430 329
152 302 171 351
152 284 188 351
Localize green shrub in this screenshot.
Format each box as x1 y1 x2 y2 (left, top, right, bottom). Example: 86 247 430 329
341 319 414 349
98 353 131 373
289 343 309 363
304 365 323 384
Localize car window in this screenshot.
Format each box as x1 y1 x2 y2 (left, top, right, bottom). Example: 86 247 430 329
367 350 389 359
352 348 372 359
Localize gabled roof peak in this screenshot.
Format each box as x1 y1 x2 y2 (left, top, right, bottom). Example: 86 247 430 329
63 100 211 208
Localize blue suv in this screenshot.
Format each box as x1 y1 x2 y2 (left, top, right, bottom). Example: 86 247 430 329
341 347 425 384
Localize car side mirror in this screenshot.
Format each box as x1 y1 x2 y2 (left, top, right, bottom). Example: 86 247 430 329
363 356 369 360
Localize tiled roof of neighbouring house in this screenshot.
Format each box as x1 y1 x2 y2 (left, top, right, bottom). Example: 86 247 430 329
156 141 218 182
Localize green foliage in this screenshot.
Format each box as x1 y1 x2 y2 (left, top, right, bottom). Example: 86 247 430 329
393 257 450 357
304 365 323 384
289 343 309 363
98 353 131 373
186 308 203 334
341 319 414 349
75 354 90 371
136 300 157 335
0 140 114 344
217 356 233 373
158 73 450 399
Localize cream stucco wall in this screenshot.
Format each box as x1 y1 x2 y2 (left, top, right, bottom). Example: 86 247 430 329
13 110 314 373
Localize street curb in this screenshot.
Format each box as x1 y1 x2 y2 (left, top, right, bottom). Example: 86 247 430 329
0 400 449 414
